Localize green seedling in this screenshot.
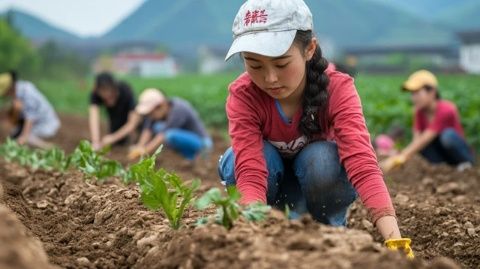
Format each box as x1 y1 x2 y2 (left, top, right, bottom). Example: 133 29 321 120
125 145 162 184
131 146 200 229
284 204 291 219
196 186 271 229
71 140 125 180
0 138 34 164
0 138 71 171
41 147 72 172
242 202 271 222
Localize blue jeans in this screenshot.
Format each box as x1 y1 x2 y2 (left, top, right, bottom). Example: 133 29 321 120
421 128 474 165
163 128 212 160
218 141 357 226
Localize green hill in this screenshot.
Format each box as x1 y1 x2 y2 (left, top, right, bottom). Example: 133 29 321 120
372 0 480 31
3 9 80 43
103 0 240 46
306 0 452 47
102 0 453 49
4 1 470 50
437 2 480 31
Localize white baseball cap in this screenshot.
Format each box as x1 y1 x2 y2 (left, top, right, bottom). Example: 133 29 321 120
225 0 313 61
136 88 166 115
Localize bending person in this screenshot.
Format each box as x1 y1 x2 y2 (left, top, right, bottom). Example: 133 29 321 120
0 71 59 148
88 72 141 150
381 70 474 172
218 0 413 259
129 88 212 163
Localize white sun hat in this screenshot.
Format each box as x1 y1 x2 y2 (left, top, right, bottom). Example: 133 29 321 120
225 0 313 61
135 88 166 115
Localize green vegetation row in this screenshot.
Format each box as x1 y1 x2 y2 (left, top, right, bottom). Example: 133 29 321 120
0 139 270 230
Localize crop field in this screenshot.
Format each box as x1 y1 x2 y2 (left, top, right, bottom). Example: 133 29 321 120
0 73 479 268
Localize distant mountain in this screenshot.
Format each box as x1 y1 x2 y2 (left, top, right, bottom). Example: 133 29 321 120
305 0 452 47
4 0 472 54
436 2 480 31
372 0 480 30
2 9 81 44
103 0 453 50
103 0 241 47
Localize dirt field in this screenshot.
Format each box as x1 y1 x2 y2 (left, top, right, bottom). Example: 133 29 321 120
0 115 478 268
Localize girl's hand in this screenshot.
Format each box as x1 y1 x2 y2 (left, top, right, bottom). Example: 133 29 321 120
92 141 102 151
16 136 27 145
385 238 415 259
380 154 406 173
375 216 413 258
101 135 116 147
128 146 145 160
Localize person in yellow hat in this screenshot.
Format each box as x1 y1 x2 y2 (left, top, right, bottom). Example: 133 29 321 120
0 71 60 148
381 70 474 172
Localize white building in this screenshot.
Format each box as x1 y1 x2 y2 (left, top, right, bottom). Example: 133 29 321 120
458 31 480 74
94 53 178 78
113 53 178 77
198 46 228 74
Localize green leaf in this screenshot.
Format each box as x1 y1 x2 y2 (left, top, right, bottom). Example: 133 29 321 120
195 188 222 209
242 203 271 222
133 149 199 230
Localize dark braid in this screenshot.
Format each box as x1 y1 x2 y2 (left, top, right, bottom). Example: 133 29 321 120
295 30 330 138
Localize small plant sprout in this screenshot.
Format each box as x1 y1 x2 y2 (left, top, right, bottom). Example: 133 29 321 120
0 138 71 172
196 186 271 229
125 145 163 184
71 140 126 181
242 202 271 222
130 146 200 229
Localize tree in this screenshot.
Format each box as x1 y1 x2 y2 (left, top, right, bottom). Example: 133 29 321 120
0 17 40 76
37 40 89 79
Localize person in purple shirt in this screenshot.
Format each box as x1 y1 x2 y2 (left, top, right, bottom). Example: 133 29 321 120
128 88 212 163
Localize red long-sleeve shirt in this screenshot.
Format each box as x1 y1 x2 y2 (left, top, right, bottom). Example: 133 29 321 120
226 65 395 223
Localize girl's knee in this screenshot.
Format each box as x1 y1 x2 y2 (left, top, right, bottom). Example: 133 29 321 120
439 128 459 149
263 141 283 173
218 147 235 184
164 128 180 143
295 141 343 187
217 141 284 186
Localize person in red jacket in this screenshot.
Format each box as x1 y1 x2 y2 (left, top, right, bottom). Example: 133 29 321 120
381 70 474 172
218 0 413 258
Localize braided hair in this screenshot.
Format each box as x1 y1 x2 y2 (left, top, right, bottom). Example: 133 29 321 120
295 30 330 138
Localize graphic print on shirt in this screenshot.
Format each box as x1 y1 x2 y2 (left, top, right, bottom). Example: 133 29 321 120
269 135 308 157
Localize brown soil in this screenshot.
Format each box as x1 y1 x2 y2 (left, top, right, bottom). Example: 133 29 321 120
349 157 480 268
0 203 60 269
0 114 477 268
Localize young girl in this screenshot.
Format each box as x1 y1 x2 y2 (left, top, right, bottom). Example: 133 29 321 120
128 88 212 163
218 0 413 258
0 71 59 148
381 70 474 172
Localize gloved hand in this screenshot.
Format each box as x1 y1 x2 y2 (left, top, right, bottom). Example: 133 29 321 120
385 238 414 259
380 154 406 173
128 147 145 160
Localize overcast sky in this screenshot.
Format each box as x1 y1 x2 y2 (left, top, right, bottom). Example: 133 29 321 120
0 0 145 37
